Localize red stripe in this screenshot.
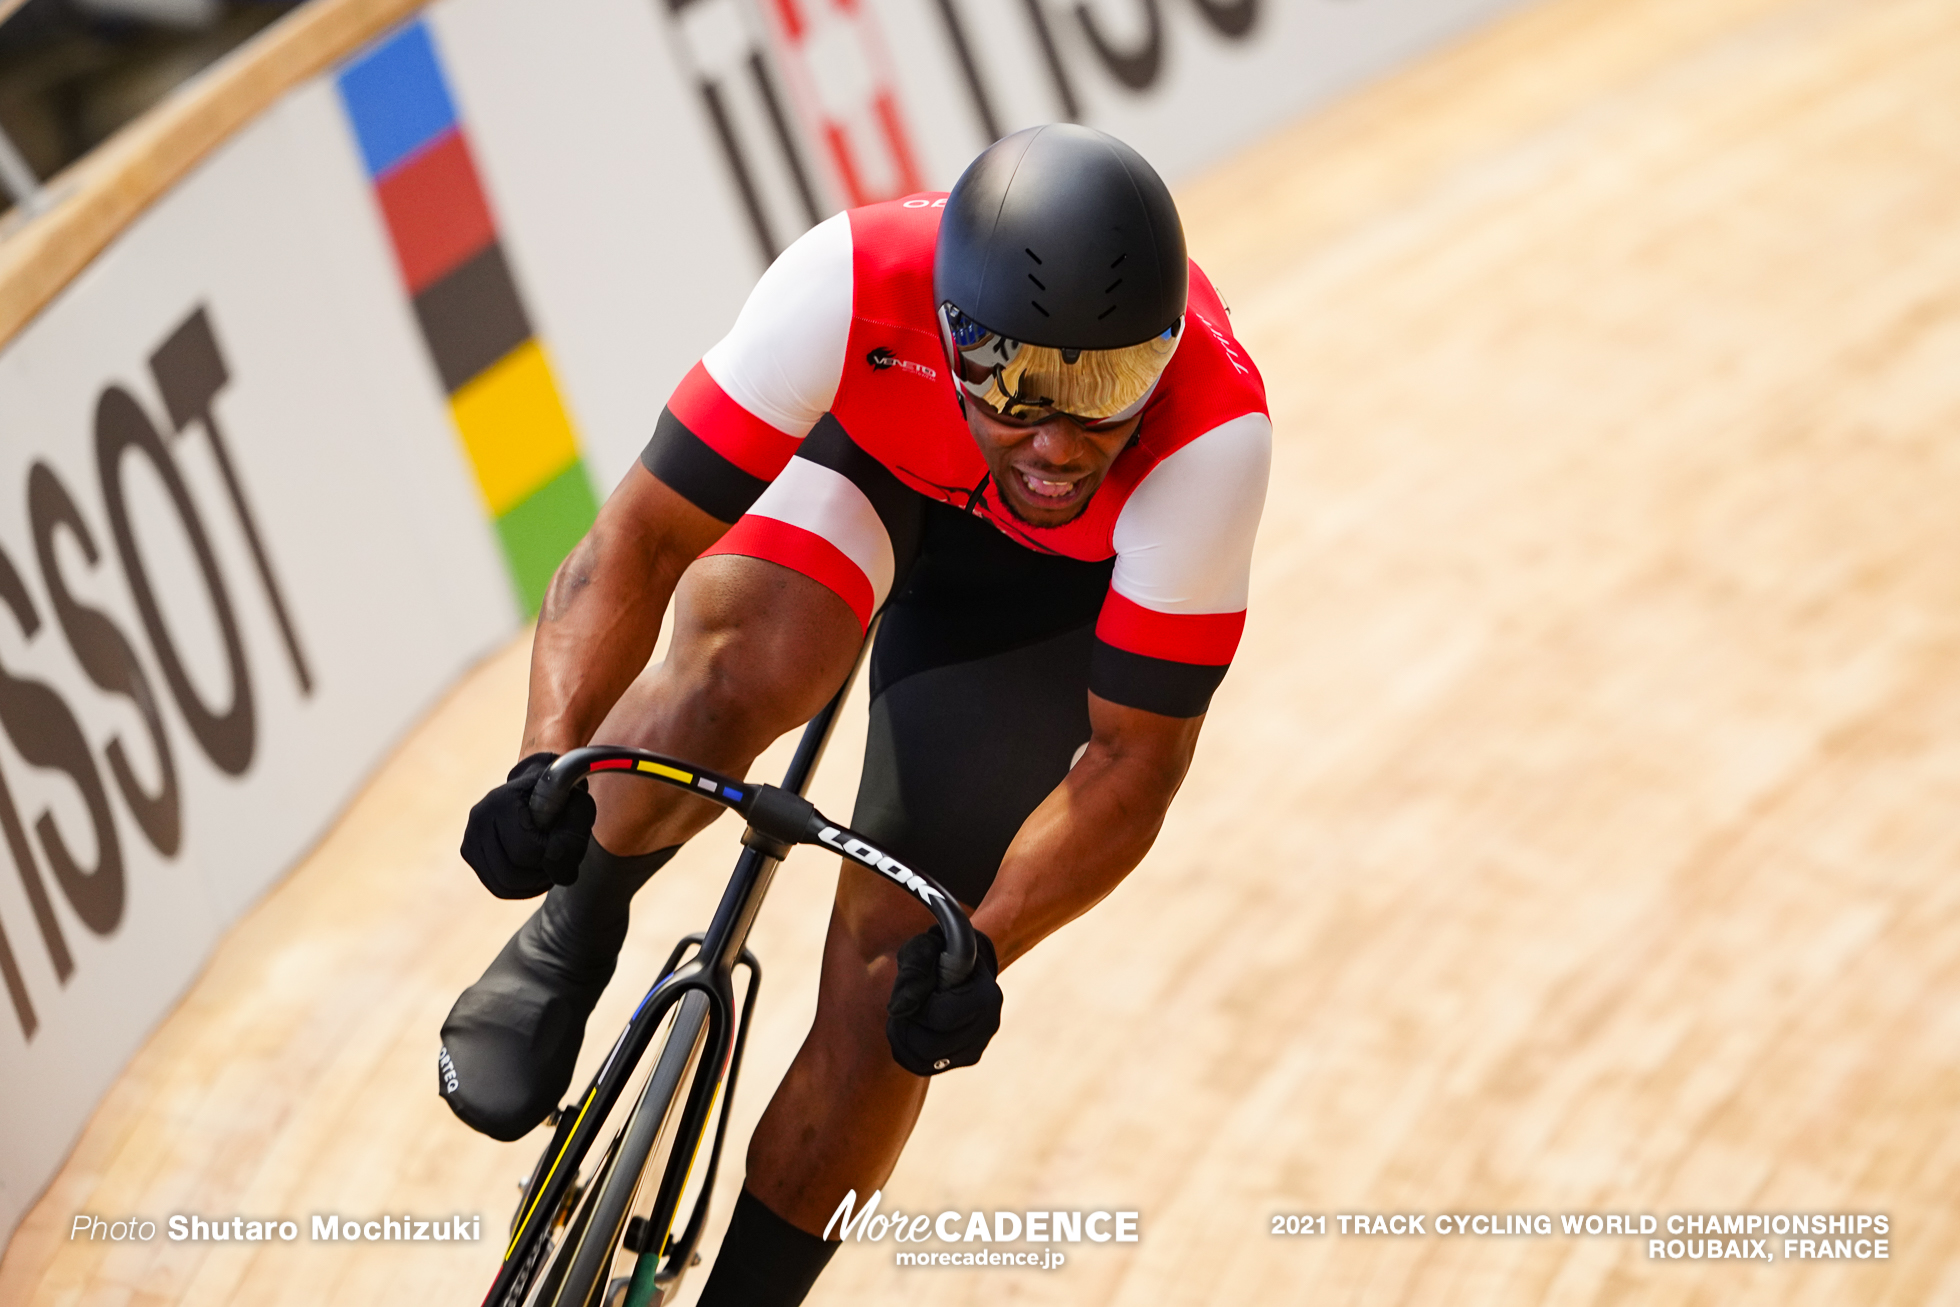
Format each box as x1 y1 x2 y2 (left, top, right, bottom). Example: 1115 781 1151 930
668 363 800 481
587 759 633 771
872 92 923 195
825 123 872 208
702 515 874 630
771 0 804 41
1096 592 1244 665
374 129 497 294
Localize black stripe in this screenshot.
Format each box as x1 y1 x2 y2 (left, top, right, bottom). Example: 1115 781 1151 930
698 79 777 266
797 414 925 564
640 409 770 524
0 883 34 1037
1018 0 1080 120
1090 641 1228 718
930 0 1002 143
748 51 822 226
412 242 533 393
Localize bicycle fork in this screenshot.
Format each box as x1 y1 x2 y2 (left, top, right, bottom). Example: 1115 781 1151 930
617 937 763 1305
499 837 781 1307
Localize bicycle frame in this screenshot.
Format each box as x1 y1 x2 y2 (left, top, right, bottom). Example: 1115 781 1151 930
482 653 976 1307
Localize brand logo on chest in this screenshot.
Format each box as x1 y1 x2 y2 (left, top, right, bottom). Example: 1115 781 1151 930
867 347 937 381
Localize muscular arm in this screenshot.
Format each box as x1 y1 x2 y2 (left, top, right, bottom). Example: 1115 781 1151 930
969 694 1204 969
519 463 727 757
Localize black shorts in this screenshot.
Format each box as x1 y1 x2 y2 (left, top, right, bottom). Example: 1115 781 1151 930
647 415 1217 907
849 499 1113 908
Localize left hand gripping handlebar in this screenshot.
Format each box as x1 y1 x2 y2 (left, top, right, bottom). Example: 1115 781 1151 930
529 747 977 988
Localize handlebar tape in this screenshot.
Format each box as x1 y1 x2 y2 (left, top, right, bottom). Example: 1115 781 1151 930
528 768 572 826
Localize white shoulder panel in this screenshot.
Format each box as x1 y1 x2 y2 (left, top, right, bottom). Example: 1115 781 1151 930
1110 412 1273 614
700 211 854 437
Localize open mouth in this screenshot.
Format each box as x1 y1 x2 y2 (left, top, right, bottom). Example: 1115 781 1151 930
1015 468 1084 506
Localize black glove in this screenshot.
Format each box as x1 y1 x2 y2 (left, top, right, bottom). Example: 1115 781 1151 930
459 752 596 899
885 926 1001 1076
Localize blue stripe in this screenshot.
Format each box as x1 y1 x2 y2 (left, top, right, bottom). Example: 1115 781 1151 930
335 20 458 180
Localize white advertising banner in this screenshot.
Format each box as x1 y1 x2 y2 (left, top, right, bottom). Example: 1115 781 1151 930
0 0 1529 1248
0 83 517 1243
435 0 1534 488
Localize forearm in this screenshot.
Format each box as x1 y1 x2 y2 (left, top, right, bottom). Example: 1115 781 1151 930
519 541 668 755
519 465 726 756
970 700 1203 967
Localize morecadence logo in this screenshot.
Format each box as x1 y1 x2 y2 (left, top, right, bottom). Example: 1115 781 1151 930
825 1188 1137 1272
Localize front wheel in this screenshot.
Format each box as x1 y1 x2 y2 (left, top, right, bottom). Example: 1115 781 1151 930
543 990 716 1307
513 1130 621 1307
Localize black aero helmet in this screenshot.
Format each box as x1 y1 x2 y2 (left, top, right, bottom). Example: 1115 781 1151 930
934 124 1188 425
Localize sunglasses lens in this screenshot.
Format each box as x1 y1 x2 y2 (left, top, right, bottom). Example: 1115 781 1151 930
940 304 1179 424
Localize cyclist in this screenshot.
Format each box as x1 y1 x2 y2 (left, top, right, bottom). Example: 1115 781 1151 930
440 123 1270 1305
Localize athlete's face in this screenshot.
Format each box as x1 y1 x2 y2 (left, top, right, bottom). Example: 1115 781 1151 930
963 402 1142 528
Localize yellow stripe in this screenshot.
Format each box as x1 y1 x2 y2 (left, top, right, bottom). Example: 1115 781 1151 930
505 1087 597 1261
450 339 580 517
637 761 693 784
658 1072 726 1260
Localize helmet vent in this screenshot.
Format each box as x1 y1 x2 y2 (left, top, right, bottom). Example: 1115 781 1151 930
1110 253 1126 268
1025 248 1044 265
1032 301 1050 317
1105 278 1122 293
1097 305 1117 320
1028 274 1047 290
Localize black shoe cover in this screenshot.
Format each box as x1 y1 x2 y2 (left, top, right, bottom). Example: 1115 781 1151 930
439 842 675 1141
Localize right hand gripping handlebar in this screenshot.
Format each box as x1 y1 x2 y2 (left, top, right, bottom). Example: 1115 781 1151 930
530 747 978 987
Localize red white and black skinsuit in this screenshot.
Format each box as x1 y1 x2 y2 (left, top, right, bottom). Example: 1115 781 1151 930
641 195 1271 903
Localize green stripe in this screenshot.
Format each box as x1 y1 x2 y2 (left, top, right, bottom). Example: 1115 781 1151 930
495 459 599 618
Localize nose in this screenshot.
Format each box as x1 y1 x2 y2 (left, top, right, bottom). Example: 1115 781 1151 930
1028 418 1088 464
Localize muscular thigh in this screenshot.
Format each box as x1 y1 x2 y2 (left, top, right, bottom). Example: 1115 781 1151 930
850 502 1113 908
587 421 929 852
588 553 862 852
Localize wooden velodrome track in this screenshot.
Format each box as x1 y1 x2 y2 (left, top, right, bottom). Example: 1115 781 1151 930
6 0 1960 1300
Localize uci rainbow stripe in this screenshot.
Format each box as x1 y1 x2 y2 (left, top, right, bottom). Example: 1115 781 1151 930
335 21 598 617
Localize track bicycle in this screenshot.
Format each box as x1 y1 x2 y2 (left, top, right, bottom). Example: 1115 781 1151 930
477 652 976 1307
